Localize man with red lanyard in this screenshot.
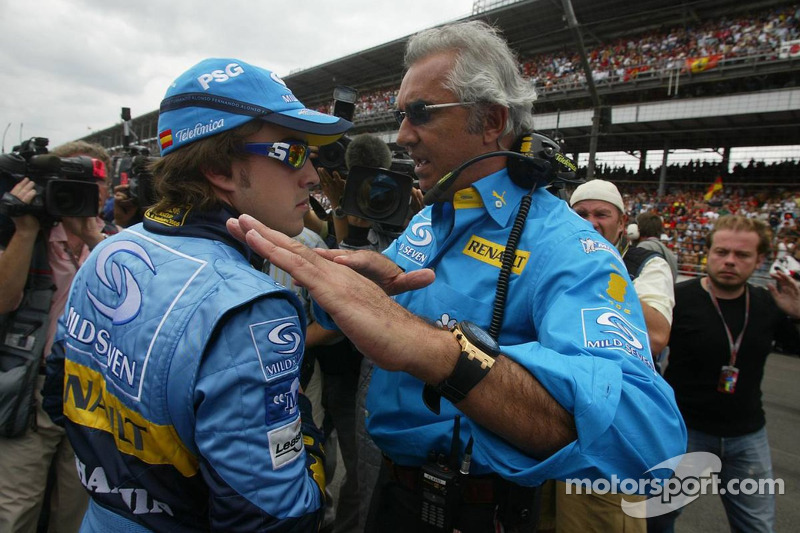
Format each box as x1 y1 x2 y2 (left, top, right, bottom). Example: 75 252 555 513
658 215 800 532
0 140 117 533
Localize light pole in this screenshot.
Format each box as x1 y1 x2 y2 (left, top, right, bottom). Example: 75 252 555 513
2 122 10 153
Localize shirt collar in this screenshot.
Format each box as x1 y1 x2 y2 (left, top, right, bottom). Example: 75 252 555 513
143 203 264 270
453 168 527 227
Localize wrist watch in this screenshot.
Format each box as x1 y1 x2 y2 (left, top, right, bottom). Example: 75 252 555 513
332 206 347 219
423 321 500 414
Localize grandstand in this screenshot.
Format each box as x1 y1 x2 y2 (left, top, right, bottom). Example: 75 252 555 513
80 0 800 164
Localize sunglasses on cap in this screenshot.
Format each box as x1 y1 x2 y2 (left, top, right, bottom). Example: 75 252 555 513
243 140 309 170
393 101 476 127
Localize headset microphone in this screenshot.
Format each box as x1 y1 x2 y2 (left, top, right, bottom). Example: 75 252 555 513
421 133 578 206
421 169 460 206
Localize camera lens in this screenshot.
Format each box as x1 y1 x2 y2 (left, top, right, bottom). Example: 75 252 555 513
358 173 400 219
50 182 90 214
46 180 98 218
317 141 347 170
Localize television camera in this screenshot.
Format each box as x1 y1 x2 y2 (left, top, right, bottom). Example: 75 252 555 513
0 137 103 223
315 86 358 172
111 107 157 210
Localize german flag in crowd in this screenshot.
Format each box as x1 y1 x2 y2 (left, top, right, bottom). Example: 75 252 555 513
704 176 723 201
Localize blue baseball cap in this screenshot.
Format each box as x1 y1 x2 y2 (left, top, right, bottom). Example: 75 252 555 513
157 58 352 155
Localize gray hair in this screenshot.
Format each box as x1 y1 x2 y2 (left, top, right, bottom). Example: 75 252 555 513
404 20 536 139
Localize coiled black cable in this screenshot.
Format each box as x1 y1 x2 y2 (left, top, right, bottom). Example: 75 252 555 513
488 184 537 340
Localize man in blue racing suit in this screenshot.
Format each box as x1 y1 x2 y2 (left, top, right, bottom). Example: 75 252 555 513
229 21 687 533
43 58 351 532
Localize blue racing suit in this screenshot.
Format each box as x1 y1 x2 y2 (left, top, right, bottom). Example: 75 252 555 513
44 206 325 532
364 169 687 486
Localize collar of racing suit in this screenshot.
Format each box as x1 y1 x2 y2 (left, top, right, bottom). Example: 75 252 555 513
143 203 265 270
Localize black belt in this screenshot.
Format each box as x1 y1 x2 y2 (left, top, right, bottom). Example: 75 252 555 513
383 456 500 505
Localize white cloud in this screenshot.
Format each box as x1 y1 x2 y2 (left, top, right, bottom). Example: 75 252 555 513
0 0 471 150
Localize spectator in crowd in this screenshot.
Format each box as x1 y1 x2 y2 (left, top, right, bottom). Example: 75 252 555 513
657 215 800 532
627 222 640 245
0 140 116 533
41 58 350 531
230 20 686 533
337 4 799 113
637 211 679 280
571 179 676 355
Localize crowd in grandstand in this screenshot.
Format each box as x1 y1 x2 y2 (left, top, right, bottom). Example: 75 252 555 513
522 3 799 93
317 3 799 116
600 165 800 278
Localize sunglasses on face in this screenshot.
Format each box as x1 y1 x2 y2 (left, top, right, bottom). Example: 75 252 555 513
243 140 309 170
393 101 475 127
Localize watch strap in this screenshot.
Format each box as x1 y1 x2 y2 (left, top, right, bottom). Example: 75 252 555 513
422 326 497 414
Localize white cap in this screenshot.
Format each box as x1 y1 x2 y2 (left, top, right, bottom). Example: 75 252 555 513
569 179 625 213
627 223 640 240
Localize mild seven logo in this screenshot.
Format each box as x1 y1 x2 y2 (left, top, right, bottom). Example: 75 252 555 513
87 240 156 325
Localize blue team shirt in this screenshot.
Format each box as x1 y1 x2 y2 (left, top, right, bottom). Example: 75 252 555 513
363 169 686 485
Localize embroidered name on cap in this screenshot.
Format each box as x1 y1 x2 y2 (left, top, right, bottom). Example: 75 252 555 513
197 63 244 90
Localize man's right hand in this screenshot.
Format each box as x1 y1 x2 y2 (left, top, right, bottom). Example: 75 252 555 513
113 184 139 227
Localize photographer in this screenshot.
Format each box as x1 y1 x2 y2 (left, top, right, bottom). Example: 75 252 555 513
0 140 117 533
319 134 422 251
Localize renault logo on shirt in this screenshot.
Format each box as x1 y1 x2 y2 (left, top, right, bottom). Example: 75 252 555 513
463 235 530 274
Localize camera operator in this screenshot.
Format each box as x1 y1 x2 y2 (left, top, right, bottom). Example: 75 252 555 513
315 133 424 532
110 153 157 228
0 140 117 533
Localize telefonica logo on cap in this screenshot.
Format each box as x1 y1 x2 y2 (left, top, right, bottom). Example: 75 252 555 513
176 119 225 143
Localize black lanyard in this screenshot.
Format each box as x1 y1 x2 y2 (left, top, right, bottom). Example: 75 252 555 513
705 278 750 367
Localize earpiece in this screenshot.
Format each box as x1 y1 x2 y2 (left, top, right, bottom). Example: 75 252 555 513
507 132 577 189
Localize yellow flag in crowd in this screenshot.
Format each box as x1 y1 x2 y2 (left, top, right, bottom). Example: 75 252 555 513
704 176 723 201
